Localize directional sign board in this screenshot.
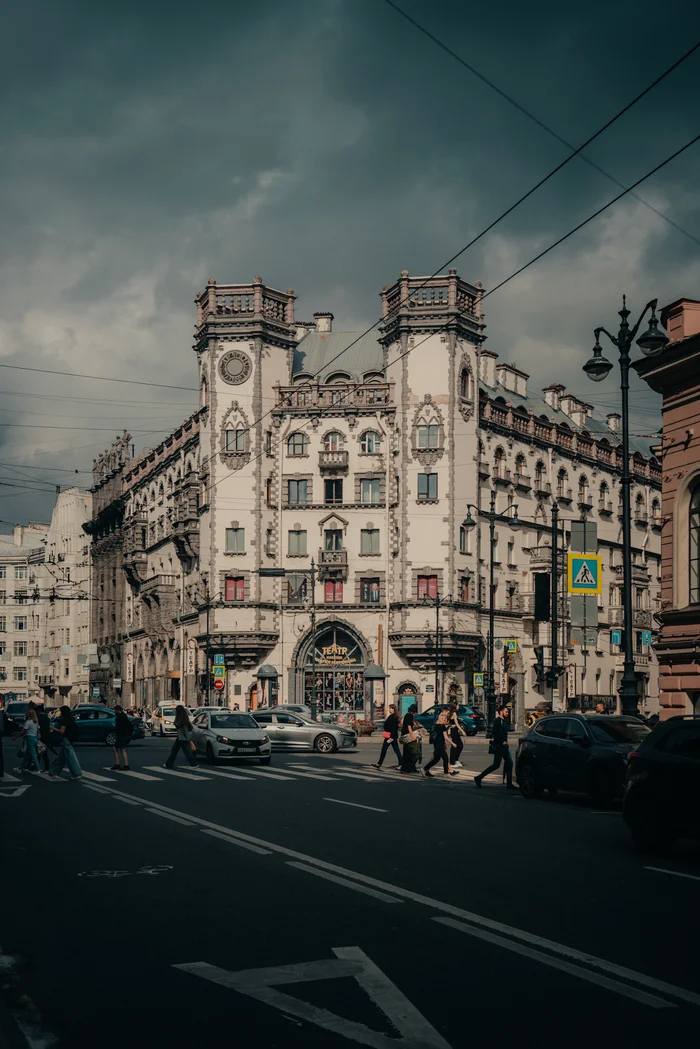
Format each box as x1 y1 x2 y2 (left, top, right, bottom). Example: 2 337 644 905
473 672 484 687
567 553 602 595
213 654 225 666
642 630 653 648
611 628 622 647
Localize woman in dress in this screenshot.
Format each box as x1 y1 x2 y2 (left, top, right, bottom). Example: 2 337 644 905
164 705 197 769
424 710 459 777
110 705 132 771
399 704 421 774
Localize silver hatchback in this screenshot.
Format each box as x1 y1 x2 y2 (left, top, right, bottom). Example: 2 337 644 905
251 711 357 753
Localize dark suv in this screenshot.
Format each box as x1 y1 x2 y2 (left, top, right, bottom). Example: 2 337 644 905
415 703 485 737
516 714 650 802
623 716 700 853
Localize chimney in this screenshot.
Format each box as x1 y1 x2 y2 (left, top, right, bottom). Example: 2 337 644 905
479 350 499 387
606 413 621 433
496 362 529 397
660 298 700 342
313 311 334 334
542 383 565 410
295 321 316 341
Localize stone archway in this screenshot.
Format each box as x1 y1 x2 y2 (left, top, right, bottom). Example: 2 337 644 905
291 620 373 715
394 680 423 717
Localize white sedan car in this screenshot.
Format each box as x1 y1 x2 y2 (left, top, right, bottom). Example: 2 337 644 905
190 710 272 765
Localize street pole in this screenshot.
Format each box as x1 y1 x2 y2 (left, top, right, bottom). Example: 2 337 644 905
435 594 440 704
205 580 211 708
551 499 559 709
583 298 668 716
487 490 497 732
310 559 317 721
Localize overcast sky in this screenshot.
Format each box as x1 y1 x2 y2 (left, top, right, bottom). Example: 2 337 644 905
1 0 699 530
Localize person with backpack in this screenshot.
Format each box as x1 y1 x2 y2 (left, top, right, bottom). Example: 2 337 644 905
110 705 133 771
48 706 82 780
474 704 515 789
373 703 402 769
163 705 197 770
423 710 459 777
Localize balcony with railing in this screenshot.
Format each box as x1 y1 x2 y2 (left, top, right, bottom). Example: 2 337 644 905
195 277 295 326
557 486 573 504
319 450 349 472
140 573 177 605
318 548 348 581
613 563 651 583
634 509 649 526
608 607 652 629
598 498 613 514
514 472 531 491
276 382 395 412
493 467 511 487
533 477 551 497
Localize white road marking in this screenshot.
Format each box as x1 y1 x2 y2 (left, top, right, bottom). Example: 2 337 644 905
225 767 297 782
82 784 110 796
84 780 700 1008
82 771 115 783
329 771 379 783
433 917 671 1009
0 772 21 782
645 866 700 882
270 768 335 781
111 795 142 806
200 829 271 854
144 766 208 781
175 947 449 1049
323 798 388 814
107 769 162 782
0 785 31 798
286 862 402 903
146 809 196 826
188 767 252 782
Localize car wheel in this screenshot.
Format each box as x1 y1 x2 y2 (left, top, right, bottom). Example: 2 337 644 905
467 730 477 737
259 756 271 766
206 744 217 766
104 730 118 747
518 761 542 799
314 733 336 754
589 767 614 805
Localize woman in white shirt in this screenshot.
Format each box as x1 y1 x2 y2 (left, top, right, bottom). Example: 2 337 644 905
16 707 42 775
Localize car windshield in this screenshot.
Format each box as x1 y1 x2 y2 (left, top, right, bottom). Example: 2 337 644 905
587 718 650 744
162 708 177 718
210 714 259 730
6 703 29 715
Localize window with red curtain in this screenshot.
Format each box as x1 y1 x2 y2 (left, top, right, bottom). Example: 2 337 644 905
460 576 471 602
324 581 343 603
225 577 245 602
417 575 438 599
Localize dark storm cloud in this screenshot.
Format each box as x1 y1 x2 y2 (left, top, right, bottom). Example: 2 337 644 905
1 0 698 526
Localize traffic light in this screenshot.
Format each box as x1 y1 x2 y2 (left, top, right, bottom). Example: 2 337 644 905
533 646 545 683
534 573 551 622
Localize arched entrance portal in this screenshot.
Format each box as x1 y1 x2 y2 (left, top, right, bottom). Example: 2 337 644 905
296 623 369 718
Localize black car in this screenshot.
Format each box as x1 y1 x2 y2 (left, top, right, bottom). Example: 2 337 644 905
623 716 700 853
515 714 650 802
2 700 32 734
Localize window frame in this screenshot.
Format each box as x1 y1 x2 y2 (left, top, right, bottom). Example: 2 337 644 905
288 479 309 506
690 482 700 604
287 432 308 457
224 576 245 602
360 528 380 555
360 577 381 604
288 529 308 556
225 527 245 554
417 473 438 501
225 428 247 453
360 478 380 505
417 575 438 600
360 431 381 454
324 478 343 505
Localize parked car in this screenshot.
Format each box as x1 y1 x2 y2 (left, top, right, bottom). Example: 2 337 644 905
3 700 32 733
190 710 272 764
415 703 485 737
623 716 700 853
251 710 357 753
516 714 650 802
150 705 180 736
266 703 313 717
50 705 145 747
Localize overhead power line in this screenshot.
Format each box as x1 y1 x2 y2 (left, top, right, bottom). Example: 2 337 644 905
383 0 700 248
0 362 198 392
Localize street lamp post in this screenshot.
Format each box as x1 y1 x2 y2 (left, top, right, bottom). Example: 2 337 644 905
463 492 521 730
422 590 451 705
582 297 668 715
309 558 318 722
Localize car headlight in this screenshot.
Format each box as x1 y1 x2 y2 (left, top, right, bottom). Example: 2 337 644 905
216 736 232 744
260 735 269 744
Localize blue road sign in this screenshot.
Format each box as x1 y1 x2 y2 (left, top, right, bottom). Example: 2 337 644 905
611 628 622 647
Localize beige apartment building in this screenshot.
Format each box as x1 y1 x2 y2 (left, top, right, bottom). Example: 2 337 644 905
0 524 47 702
86 270 661 723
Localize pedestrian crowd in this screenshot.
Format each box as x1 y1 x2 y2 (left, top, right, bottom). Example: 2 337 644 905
373 701 476 780
0 700 83 781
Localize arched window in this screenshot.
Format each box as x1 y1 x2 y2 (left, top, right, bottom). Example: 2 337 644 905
515 453 526 477
534 460 546 492
459 367 473 400
360 430 381 454
287 432 308 456
557 468 568 497
200 376 208 409
635 492 646 522
417 424 439 449
651 496 660 523
599 480 609 512
323 431 344 452
494 447 506 479
226 428 247 452
578 474 590 505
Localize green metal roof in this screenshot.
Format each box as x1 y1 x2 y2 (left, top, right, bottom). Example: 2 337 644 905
293 331 383 382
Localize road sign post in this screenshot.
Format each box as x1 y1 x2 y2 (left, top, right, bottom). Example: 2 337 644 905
567 553 602 595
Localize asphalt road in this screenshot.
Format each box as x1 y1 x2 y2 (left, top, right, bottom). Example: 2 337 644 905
1 734 699 1049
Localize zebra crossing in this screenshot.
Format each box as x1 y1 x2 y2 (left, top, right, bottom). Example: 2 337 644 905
69 760 497 790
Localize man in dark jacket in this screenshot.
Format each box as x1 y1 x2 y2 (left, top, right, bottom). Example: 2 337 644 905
373 704 402 769
474 704 515 789
35 703 54 772
0 706 6 779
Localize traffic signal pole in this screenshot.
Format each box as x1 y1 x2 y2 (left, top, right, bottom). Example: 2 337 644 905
551 500 559 706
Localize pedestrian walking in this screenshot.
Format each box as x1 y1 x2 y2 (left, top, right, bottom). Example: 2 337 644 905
110 705 133 771
446 703 467 769
373 704 401 769
49 706 82 780
474 705 515 789
399 704 421 774
35 703 54 773
15 707 43 775
163 705 197 769
424 711 458 777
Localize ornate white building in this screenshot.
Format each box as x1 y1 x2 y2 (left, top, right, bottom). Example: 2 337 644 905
0 524 47 703
87 270 661 723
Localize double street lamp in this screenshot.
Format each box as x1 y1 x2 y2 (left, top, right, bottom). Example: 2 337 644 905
582 298 668 715
462 491 521 728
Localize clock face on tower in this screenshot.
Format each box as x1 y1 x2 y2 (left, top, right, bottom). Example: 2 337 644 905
219 350 252 385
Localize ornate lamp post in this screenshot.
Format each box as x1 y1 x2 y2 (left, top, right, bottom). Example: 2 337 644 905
582 298 668 715
462 493 521 729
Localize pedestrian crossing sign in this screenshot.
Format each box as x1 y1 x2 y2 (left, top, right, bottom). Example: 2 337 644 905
473 672 484 687
567 553 602 594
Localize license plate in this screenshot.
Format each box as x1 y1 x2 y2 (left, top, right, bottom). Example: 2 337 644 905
237 747 255 753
